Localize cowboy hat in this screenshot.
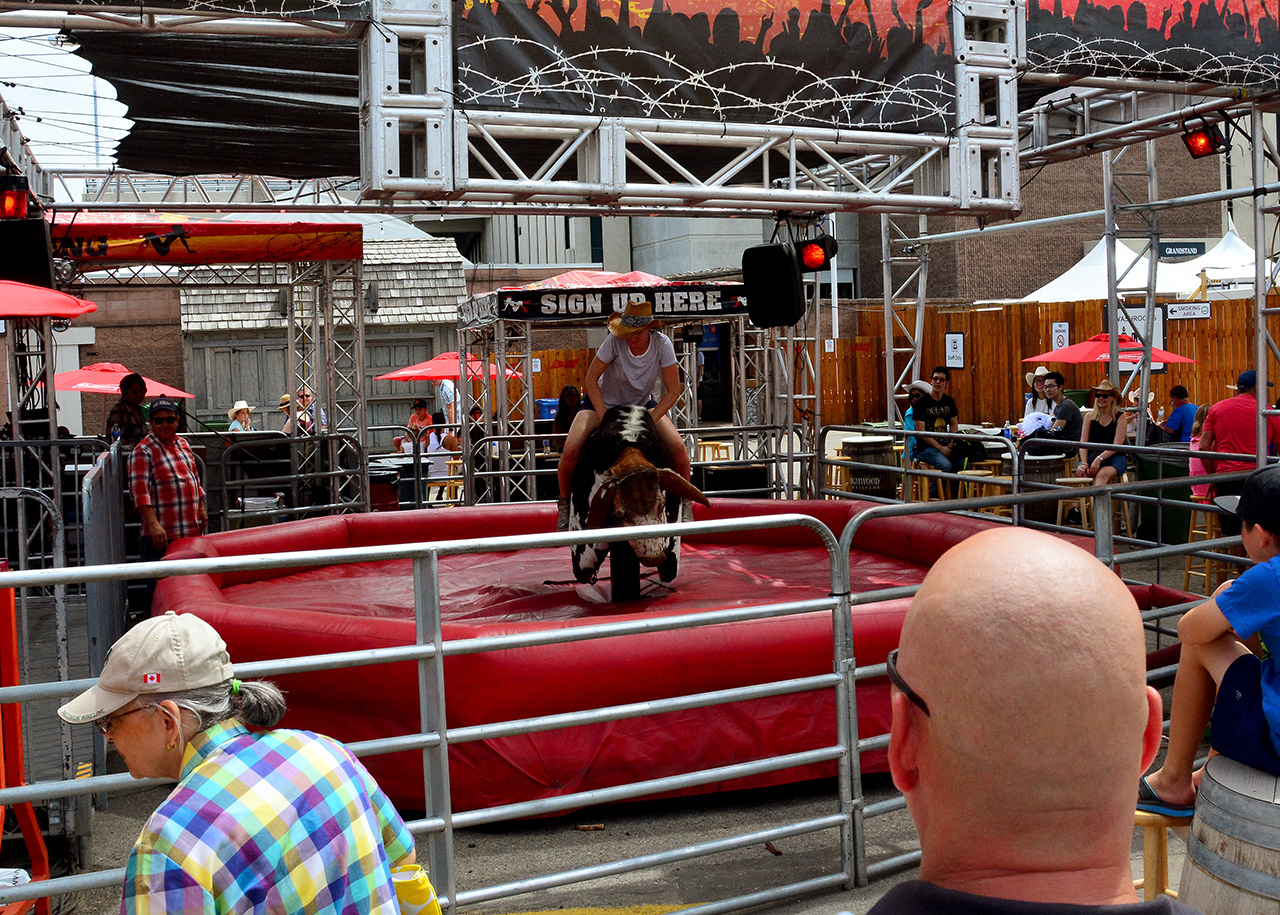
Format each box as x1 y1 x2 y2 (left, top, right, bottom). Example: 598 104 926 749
1024 365 1049 388
278 394 292 408
1090 379 1120 396
227 400 255 419
606 300 663 338
905 380 933 397
1127 389 1156 404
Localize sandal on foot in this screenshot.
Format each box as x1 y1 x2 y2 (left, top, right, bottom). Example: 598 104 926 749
1137 775 1195 818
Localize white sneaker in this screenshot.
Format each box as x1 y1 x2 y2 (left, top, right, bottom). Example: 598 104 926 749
557 497 570 532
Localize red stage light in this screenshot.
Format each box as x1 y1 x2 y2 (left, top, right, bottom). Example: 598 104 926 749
1182 123 1226 159
0 189 27 219
795 235 838 272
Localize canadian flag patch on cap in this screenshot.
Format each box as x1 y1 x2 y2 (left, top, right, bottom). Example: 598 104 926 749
144 673 160 686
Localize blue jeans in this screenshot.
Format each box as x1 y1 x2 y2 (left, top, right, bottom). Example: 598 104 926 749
917 446 953 474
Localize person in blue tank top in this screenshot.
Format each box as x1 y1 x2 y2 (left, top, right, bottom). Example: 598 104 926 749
1139 463 1280 818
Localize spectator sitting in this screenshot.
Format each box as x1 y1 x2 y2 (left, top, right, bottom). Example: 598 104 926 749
226 401 256 433
278 394 293 434
1154 385 1196 443
913 366 960 478
1040 371 1083 457
395 398 432 453
1075 379 1131 484
871 527 1184 911
1023 365 1051 418
902 380 933 463
1138 464 1280 818
106 372 149 448
1188 404 1211 499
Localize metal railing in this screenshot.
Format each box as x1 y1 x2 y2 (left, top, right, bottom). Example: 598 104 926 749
0 512 870 913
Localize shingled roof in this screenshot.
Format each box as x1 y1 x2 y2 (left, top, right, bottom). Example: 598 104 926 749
181 237 465 333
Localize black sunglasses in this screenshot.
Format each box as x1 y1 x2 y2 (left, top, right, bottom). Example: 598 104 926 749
151 416 179 425
886 648 930 717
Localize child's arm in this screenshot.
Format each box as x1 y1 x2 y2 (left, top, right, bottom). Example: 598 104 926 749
1177 589 1236 646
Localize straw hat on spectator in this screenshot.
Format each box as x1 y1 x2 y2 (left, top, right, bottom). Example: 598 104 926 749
1090 379 1120 397
278 394 291 409
227 400 255 420
1127 389 1155 405
1024 365 1049 388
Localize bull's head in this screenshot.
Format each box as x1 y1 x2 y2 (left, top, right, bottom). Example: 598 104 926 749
585 446 710 564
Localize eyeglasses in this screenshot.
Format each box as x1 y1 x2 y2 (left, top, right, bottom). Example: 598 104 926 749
886 648 931 717
151 416 179 425
1042 382 1060 391
930 378 947 385
95 705 150 735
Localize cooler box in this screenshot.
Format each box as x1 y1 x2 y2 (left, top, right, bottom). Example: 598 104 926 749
535 398 559 420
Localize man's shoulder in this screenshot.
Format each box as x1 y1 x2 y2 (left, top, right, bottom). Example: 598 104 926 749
866 880 1204 915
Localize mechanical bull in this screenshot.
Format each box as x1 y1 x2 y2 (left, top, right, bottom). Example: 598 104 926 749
568 405 710 590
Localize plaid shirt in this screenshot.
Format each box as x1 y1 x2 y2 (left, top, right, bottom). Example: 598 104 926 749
106 401 148 448
129 432 205 538
123 721 412 915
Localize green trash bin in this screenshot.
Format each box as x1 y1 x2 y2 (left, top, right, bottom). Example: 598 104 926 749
1135 442 1193 544
1065 389 1088 409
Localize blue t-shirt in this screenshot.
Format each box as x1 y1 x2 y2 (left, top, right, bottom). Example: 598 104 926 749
904 407 917 459
1166 402 1196 443
1216 553 1280 747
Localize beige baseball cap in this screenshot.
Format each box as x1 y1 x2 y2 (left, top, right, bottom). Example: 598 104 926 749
58 612 234 723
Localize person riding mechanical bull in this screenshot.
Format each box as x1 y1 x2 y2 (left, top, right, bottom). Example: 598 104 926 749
556 301 707 586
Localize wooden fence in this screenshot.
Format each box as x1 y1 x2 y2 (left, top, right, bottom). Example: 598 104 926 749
500 296 1277 427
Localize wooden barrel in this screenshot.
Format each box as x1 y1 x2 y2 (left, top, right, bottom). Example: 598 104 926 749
1001 451 1064 522
1179 755 1280 914
840 435 897 498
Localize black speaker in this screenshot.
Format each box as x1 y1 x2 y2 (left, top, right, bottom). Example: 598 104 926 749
742 242 805 328
0 217 55 289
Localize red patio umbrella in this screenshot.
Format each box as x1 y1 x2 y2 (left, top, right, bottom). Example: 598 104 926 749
0 281 97 319
53 362 195 398
375 352 522 382
1023 333 1195 365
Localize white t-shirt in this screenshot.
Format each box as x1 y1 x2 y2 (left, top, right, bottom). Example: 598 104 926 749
597 332 677 409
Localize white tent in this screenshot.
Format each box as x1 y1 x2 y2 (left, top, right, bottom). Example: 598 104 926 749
1022 223 1271 303
1159 218 1272 297
1020 238 1187 303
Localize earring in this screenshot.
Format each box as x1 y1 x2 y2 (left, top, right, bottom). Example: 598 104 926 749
167 739 178 750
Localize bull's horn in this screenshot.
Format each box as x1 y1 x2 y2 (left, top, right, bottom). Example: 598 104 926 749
658 470 711 506
585 478 619 530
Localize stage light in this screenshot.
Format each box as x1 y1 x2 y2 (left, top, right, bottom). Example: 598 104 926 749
796 234 839 272
1182 121 1227 159
0 175 29 219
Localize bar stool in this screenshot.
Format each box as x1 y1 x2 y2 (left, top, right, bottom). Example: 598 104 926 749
1133 810 1184 901
957 468 993 501
1184 494 1226 594
893 444 905 467
980 476 1012 516
972 459 1002 475
908 461 933 502
1055 477 1093 529
699 440 731 462
438 458 463 503
826 460 850 497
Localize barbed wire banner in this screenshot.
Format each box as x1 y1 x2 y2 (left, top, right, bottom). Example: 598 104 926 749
1027 0 1280 87
455 0 956 132
38 0 368 17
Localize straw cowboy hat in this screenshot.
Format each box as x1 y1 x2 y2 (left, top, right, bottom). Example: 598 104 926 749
1024 365 1049 388
606 301 663 338
227 400 255 419
1090 379 1120 396
1127 389 1156 405
278 394 292 409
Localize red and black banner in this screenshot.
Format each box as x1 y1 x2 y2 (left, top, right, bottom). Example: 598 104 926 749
454 0 955 132
495 284 747 322
1027 0 1280 86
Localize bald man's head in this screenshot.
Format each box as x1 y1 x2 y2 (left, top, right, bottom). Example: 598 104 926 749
893 528 1155 861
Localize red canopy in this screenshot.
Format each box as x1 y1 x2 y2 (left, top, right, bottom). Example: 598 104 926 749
53 363 195 398
375 352 522 382
1023 333 1195 365
0 281 97 319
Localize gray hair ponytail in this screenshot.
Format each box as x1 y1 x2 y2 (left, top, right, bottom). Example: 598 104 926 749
147 679 287 735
